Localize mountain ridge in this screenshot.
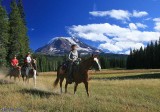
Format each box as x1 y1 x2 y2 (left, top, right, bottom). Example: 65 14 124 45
35 37 103 55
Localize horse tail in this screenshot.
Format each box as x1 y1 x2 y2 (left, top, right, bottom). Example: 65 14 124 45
5 70 11 77
53 66 61 88
5 73 10 78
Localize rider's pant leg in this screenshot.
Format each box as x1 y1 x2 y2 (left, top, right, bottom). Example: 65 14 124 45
26 67 29 76
68 62 73 79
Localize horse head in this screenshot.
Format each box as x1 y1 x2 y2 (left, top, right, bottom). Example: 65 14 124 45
91 54 101 71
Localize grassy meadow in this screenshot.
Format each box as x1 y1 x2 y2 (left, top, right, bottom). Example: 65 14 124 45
0 69 160 112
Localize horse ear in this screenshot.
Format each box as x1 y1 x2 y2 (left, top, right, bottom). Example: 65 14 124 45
91 54 94 57
91 54 98 58
94 55 98 58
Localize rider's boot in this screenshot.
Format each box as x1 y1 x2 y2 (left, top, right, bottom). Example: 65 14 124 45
67 69 73 84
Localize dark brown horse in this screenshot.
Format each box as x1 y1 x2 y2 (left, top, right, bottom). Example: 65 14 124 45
7 67 21 81
53 55 101 96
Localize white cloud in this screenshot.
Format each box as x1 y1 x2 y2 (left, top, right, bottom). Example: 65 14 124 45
124 50 131 55
153 18 160 22
89 9 148 21
115 41 144 50
132 10 148 17
129 23 147 30
136 23 147 29
68 23 160 54
144 18 152 21
154 23 160 31
153 18 160 31
89 10 131 21
129 23 137 30
99 43 122 52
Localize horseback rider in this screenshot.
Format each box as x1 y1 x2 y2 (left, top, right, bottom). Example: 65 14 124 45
11 55 21 75
25 52 32 76
11 55 19 67
67 44 79 83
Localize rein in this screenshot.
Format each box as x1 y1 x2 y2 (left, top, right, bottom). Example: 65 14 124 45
79 58 94 72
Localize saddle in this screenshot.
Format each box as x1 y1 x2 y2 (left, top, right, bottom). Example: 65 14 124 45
12 66 21 70
61 61 70 70
61 60 80 71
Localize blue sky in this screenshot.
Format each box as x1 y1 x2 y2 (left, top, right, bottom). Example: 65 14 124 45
2 0 160 54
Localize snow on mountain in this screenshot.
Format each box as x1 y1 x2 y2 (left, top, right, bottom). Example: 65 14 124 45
35 37 102 55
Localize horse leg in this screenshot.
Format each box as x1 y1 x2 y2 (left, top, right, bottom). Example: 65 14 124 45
74 83 78 94
60 78 64 94
33 70 37 87
22 77 25 85
25 77 29 84
65 81 68 93
18 75 20 82
19 70 21 82
22 76 24 82
25 77 27 82
84 82 90 97
14 76 16 82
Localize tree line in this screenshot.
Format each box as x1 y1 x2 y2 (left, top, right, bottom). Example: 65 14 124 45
34 55 64 72
0 0 30 67
127 38 160 69
99 56 126 69
35 54 127 72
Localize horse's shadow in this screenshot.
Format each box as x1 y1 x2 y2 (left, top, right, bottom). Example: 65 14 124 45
20 88 60 98
92 73 160 80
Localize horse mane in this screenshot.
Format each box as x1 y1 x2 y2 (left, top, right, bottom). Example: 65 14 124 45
79 57 90 64
79 57 93 70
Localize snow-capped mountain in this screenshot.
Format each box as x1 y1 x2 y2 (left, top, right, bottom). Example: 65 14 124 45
35 37 103 55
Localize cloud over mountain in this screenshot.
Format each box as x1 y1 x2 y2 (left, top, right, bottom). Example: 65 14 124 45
68 22 160 54
89 9 148 21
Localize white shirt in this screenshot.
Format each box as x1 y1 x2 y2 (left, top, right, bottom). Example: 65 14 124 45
68 50 78 61
26 56 32 63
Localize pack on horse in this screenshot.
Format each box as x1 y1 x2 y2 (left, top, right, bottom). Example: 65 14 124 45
53 55 101 96
21 53 37 87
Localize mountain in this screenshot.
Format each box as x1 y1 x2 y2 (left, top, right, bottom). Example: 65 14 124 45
35 37 103 55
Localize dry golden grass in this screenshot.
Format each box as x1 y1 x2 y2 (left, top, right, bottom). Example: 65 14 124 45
39 69 160 75
0 70 160 112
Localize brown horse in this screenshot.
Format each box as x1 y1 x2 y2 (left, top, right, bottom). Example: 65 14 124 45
7 67 21 81
53 55 101 96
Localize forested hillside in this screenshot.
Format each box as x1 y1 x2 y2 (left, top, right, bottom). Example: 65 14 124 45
127 38 160 69
0 0 30 67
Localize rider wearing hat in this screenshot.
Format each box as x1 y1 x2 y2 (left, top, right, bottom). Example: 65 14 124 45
25 52 32 76
67 44 79 83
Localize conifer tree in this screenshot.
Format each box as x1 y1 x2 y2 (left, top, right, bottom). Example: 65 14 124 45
9 0 28 63
127 38 160 69
18 0 30 53
0 2 9 67
17 0 26 25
